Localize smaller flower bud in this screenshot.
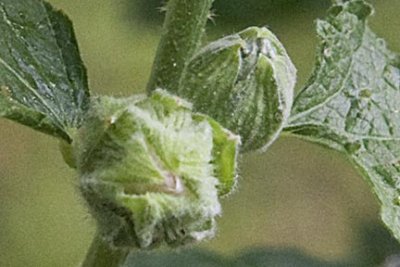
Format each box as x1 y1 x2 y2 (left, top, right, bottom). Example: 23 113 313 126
74 90 239 249
177 27 297 152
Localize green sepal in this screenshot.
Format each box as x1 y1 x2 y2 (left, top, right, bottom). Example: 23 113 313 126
200 116 240 196
177 27 296 152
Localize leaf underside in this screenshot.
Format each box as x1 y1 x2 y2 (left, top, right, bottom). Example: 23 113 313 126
286 1 400 241
0 0 89 141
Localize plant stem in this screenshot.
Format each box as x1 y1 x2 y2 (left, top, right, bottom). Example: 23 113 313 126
147 0 214 93
81 233 129 267
82 1 215 266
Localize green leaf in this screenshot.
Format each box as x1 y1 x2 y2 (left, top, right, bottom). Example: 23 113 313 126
0 0 89 141
285 1 400 241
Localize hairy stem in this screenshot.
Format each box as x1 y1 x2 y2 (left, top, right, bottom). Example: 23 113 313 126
147 0 214 93
81 233 129 267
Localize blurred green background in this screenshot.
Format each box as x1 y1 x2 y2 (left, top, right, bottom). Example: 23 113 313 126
0 0 399 266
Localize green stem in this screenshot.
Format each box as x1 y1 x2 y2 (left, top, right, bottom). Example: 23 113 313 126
147 0 215 94
81 233 129 267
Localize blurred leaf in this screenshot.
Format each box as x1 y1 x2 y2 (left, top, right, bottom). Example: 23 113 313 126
234 248 346 267
286 1 400 241
384 255 400 267
123 247 346 267
124 249 225 267
353 222 400 266
0 0 89 141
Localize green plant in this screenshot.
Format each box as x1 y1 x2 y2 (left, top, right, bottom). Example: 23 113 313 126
0 0 399 266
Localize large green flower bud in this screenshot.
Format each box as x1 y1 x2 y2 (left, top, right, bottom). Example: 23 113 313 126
74 90 239 249
177 27 297 152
